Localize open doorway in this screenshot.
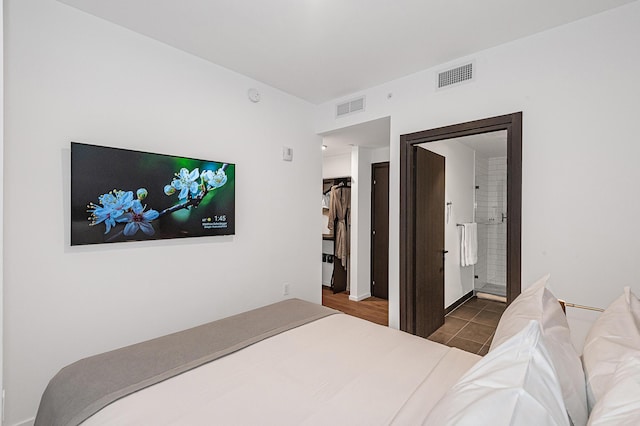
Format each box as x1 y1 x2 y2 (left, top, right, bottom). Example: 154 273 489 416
320 117 391 323
399 113 522 339
418 130 509 304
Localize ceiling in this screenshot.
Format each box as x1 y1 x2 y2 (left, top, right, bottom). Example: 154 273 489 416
450 130 507 158
58 0 635 104
419 130 507 159
321 117 390 158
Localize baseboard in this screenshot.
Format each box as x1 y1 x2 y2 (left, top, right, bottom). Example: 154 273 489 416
12 417 35 426
349 292 371 302
445 290 474 315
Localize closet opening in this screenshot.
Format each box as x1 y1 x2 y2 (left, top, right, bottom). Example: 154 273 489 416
322 177 351 294
319 117 391 326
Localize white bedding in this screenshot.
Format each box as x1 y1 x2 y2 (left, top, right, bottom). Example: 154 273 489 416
82 314 480 425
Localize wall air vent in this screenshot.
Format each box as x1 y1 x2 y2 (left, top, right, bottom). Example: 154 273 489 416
336 96 366 118
437 62 474 89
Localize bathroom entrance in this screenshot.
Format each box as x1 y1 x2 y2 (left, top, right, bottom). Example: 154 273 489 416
399 112 522 338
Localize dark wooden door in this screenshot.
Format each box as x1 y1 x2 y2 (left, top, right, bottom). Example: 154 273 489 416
371 162 389 299
414 147 445 338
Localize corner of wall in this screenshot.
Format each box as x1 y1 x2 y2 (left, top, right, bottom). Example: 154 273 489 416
349 146 373 301
1 0 5 422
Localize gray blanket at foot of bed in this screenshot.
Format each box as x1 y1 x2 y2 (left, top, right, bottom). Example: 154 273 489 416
35 298 338 426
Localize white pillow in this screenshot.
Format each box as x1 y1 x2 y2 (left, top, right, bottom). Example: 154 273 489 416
425 320 569 426
582 287 640 409
489 274 588 426
588 356 640 425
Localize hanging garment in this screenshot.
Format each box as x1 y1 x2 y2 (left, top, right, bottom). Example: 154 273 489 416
328 184 350 268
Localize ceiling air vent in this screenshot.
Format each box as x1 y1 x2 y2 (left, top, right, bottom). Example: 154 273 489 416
336 96 366 118
437 62 474 89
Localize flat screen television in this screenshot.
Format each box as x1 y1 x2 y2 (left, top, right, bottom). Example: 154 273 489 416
71 142 235 246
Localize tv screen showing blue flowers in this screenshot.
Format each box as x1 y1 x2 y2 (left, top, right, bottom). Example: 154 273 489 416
71 142 235 245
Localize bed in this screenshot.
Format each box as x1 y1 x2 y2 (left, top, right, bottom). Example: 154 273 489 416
35 279 640 426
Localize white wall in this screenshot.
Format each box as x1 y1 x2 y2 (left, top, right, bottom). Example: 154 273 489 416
322 153 351 179
4 1 320 424
371 146 390 164
349 146 371 301
315 1 640 348
419 140 475 307
1 0 5 422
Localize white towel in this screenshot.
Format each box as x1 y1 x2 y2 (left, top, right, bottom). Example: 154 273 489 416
460 223 478 267
321 193 330 209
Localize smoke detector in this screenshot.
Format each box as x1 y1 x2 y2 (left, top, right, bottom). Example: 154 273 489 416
248 88 261 103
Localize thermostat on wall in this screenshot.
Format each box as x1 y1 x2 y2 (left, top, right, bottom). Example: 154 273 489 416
282 146 293 161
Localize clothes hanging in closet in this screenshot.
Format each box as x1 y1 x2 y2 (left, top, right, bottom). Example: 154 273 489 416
328 184 350 267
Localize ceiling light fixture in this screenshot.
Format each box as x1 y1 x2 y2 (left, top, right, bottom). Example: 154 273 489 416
322 145 327 150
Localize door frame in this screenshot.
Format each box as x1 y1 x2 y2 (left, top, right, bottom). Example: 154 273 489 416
399 112 522 335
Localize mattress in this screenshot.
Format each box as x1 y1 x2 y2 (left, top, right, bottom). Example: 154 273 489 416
81 313 480 425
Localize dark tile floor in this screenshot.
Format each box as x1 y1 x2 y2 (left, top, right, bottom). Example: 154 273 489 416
428 296 507 356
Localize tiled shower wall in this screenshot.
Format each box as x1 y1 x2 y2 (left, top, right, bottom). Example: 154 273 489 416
487 157 507 286
474 156 507 289
474 157 488 285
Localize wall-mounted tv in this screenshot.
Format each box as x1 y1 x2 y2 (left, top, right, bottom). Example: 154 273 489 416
71 142 235 246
